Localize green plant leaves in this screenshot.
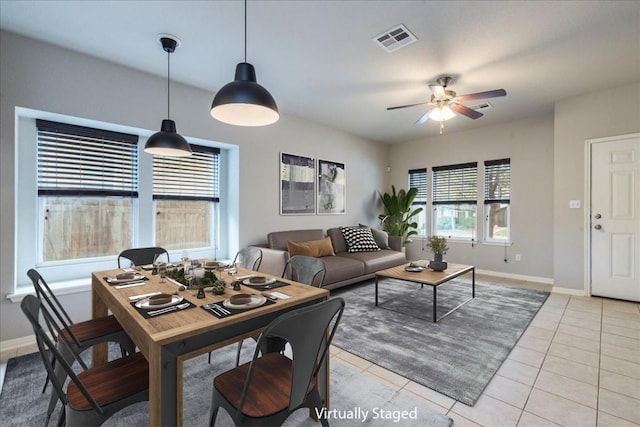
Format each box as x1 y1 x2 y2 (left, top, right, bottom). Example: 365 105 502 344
378 185 423 245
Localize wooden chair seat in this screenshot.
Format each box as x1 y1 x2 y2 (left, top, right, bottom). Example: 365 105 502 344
214 352 316 418
59 314 125 344
67 352 148 411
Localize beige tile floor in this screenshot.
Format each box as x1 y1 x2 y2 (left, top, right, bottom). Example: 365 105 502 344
2 276 639 426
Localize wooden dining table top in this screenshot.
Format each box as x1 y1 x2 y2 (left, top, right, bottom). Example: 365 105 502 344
92 266 330 358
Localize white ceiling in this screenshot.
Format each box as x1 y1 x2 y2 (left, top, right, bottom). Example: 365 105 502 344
1 0 639 144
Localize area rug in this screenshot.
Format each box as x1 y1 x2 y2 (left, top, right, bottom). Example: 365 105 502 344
330 278 549 406
0 344 452 427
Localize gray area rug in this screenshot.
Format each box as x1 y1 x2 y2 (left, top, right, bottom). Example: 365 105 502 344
0 343 452 426
331 278 549 406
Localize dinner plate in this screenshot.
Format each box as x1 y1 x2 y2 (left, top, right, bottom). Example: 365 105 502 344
107 274 146 284
243 277 276 286
223 295 267 310
135 295 184 310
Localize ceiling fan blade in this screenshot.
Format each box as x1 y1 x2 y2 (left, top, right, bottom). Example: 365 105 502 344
429 84 446 99
387 102 430 111
450 103 483 119
456 89 506 102
414 109 433 125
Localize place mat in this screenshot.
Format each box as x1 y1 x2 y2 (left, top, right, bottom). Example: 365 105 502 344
103 275 149 286
201 299 276 319
242 280 290 291
130 299 197 319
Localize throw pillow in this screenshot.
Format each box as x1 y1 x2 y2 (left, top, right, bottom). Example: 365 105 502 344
341 226 381 253
287 237 336 257
359 224 389 249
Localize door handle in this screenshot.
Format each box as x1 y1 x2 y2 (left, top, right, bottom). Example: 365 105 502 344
594 213 602 219
594 224 602 230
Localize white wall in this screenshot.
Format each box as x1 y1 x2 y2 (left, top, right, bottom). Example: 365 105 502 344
0 31 388 341
387 114 555 279
553 82 640 291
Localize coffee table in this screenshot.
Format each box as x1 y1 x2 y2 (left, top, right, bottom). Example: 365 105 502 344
375 262 475 322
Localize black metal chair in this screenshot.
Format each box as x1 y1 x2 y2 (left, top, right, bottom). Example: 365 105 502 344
230 255 326 367
231 247 263 271
117 246 169 268
282 255 326 288
208 247 264 364
209 297 345 427
21 295 149 427
26 268 137 422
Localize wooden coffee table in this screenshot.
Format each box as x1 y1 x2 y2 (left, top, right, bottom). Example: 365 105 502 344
375 262 475 322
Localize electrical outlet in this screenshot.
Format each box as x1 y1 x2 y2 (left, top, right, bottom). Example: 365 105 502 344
515 254 521 261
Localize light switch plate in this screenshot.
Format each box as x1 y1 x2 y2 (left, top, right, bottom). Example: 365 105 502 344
569 200 581 209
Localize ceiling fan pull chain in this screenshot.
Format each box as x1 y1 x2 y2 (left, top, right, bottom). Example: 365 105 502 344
439 122 444 135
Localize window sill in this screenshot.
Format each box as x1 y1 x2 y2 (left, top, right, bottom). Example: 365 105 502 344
481 241 513 246
7 278 91 303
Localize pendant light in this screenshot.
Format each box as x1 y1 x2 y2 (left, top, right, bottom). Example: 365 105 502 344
210 0 279 126
145 35 192 157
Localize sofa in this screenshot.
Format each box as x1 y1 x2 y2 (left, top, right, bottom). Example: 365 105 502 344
256 227 406 290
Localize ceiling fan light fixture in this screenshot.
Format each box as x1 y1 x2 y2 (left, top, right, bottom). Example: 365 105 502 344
210 62 279 127
145 35 192 157
429 105 456 122
210 0 279 127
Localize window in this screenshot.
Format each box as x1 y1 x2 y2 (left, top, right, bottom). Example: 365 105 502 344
408 168 427 236
36 119 138 262
432 162 478 240
484 158 511 242
153 145 220 251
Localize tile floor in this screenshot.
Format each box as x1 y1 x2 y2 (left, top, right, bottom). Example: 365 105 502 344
1 276 639 426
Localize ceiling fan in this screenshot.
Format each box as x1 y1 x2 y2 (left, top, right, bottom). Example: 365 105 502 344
387 76 506 133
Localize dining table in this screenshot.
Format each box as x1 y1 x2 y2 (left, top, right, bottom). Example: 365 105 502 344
91 264 330 426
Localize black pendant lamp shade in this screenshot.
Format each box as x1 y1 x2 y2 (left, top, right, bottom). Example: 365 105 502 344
145 36 192 157
209 0 279 127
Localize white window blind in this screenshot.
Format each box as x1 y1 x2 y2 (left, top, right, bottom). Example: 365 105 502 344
484 159 511 203
432 162 478 204
153 144 220 202
408 168 427 204
36 119 139 197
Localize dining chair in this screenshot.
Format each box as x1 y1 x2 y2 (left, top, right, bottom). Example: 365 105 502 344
209 297 345 427
282 255 326 288
26 268 137 422
229 255 327 367
117 246 169 268
21 295 149 427
231 247 263 271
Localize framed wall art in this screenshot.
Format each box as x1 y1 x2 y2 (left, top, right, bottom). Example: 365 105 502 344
317 159 345 214
280 152 316 215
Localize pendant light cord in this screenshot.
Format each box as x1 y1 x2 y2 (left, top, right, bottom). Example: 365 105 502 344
167 49 171 119
243 0 247 62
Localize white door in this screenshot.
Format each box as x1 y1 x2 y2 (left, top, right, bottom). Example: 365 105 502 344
590 134 640 301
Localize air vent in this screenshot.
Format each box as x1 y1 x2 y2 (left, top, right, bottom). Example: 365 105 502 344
373 24 417 53
469 102 493 111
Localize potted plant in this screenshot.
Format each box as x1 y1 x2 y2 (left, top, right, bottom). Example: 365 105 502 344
426 235 449 271
378 186 423 246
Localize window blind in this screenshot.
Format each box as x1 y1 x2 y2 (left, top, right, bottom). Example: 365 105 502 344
408 168 427 204
432 162 478 205
484 158 511 204
153 144 220 202
36 119 139 197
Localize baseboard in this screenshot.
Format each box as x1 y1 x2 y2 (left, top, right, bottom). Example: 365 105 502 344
1 334 36 355
550 286 586 296
475 269 553 285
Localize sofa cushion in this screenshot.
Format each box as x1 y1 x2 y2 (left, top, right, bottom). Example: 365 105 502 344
267 229 324 251
287 237 335 257
326 227 348 254
341 226 380 253
359 224 389 249
320 255 365 285
338 250 406 274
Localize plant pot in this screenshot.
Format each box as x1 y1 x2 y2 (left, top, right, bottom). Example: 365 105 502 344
429 253 447 272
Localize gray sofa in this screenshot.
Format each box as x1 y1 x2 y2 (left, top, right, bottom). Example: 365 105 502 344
256 228 406 290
